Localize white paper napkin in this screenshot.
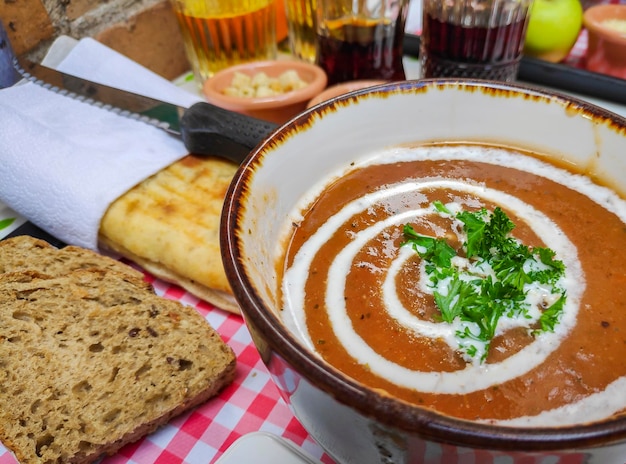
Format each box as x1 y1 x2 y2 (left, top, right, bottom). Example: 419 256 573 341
0 37 204 250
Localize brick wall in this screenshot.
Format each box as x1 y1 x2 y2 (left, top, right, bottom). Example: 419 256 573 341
0 0 189 80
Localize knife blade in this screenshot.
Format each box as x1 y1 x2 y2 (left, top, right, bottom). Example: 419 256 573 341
13 57 278 164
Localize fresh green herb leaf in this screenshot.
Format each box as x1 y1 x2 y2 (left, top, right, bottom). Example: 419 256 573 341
464 343 478 358
531 247 566 285
0 217 15 231
492 252 532 291
432 201 452 215
458 207 517 259
402 224 456 268
456 208 488 258
432 276 475 323
536 294 566 334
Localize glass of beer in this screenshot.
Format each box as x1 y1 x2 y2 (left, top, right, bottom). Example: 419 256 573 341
420 0 533 82
284 0 317 63
170 0 278 85
315 0 409 86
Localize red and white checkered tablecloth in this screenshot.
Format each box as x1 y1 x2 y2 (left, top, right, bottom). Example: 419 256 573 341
0 267 334 464
563 29 590 69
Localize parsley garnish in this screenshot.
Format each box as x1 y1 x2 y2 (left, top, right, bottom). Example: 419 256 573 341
402 203 566 364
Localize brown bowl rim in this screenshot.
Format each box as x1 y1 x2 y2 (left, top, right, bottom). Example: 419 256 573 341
221 78 626 452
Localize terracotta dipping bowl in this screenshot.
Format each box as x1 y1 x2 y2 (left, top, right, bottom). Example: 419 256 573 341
306 79 387 108
203 60 327 125
221 80 626 463
583 4 626 79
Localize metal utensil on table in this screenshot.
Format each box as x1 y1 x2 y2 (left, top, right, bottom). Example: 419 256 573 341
13 57 278 165
0 20 19 88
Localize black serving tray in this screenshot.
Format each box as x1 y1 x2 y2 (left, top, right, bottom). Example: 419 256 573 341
402 33 626 107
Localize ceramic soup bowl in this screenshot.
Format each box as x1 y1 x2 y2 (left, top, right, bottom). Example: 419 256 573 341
221 80 626 464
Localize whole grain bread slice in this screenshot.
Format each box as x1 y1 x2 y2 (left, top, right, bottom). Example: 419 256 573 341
0 265 236 463
0 235 147 289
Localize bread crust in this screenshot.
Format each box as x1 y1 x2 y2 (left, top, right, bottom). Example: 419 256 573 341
99 235 239 314
0 235 146 288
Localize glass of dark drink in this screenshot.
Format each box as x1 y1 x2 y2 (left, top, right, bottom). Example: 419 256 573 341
315 0 409 86
420 0 533 82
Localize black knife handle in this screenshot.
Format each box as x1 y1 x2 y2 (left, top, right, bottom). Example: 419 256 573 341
180 101 278 164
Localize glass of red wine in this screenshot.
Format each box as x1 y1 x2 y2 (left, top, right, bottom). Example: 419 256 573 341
420 0 533 82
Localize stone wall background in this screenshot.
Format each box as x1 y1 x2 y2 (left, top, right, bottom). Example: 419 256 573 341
0 0 189 80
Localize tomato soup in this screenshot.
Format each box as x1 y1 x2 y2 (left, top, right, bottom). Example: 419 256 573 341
279 144 626 426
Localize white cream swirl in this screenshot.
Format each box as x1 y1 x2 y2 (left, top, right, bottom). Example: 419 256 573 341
285 180 583 393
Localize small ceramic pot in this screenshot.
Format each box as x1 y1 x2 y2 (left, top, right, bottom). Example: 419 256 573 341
306 79 387 108
583 5 626 79
221 80 626 464
203 59 327 125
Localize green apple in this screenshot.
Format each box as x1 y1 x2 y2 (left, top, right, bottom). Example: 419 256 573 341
523 0 584 63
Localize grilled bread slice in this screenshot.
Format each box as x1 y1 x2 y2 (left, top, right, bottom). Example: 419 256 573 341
99 155 240 313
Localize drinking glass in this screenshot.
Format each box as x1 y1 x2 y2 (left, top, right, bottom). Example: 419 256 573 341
315 0 409 86
420 0 533 82
285 0 318 63
170 0 278 85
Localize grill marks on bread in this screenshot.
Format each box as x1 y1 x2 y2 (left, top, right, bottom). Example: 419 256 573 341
99 154 240 313
0 236 236 464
